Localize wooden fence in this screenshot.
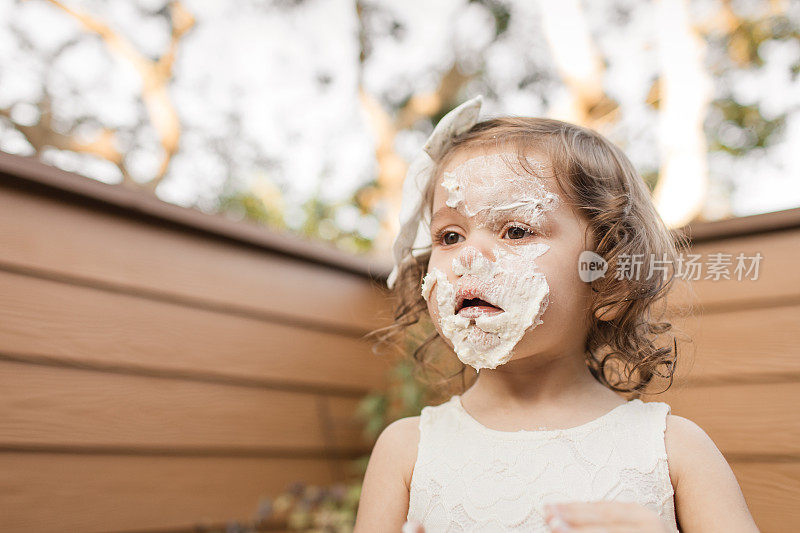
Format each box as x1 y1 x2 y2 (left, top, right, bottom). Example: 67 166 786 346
0 152 392 532
656 207 800 532
1 150 799 531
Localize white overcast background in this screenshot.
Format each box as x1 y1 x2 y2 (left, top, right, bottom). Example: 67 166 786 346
1 0 798 240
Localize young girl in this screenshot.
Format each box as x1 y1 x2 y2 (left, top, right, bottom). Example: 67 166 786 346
354 96 758 532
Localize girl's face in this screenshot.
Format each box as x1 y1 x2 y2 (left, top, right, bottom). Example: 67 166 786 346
423 146 596 371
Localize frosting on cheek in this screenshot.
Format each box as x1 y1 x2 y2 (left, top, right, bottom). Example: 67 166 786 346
422 245 550 370
420 153 559 371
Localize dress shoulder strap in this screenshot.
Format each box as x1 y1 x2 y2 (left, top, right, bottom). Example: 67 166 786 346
647 399 671 446
414 397 460 464
418 396 460 433
589 399 671 475
611 399 675 491
638 400 672 460
630 400 677 527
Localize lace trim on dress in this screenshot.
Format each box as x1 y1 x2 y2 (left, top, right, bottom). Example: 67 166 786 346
407 395 679 532
452 395 639 438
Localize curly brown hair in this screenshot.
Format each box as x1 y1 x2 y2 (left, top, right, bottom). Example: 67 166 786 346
371 116 694 397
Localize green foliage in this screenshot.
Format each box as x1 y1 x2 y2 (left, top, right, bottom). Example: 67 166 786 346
356 359 430 442
355 392 389 440
724 14 800 68
640 169 659 194
196 481 362 533
469 0 511 38
217 190 286 229
708 100 786 156
703 11 799 160
297 197 375 255
215 183 376 255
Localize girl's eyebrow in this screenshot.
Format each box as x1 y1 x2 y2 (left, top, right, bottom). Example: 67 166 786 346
500 205 554 222
431 205 556 228
430 206 461 226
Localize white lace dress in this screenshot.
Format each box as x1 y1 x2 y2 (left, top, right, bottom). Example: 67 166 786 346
406 395 679 532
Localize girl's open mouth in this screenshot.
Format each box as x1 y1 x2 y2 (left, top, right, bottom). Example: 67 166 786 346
457 298 504 318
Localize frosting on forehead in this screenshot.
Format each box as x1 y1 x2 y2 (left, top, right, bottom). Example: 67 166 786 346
440 153 560 223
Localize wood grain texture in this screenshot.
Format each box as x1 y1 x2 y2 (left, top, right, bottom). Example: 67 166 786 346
0 187 391 334
656 382 800 456
0 180 394 532
729 461 800 533
666 228 800 311
6 165 798 531
0 360 371 452
0 270 390 393
660 303 800 383
0 451 353 533
639 228 800 530
0 151 393 279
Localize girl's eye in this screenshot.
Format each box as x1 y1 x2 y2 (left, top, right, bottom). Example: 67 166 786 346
441 231 464 245
504 226 532 239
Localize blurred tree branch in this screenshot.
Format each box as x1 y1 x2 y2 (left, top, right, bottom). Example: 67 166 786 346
0 90 137 183
356 0 472 252
538 0 618 127
2 0 195 192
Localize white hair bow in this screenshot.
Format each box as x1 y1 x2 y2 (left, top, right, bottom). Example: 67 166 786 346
386 95 484 289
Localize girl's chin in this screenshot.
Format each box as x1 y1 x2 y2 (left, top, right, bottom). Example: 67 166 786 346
465 326 502 346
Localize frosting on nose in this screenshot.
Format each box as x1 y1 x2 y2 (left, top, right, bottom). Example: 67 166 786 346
453 246 493 277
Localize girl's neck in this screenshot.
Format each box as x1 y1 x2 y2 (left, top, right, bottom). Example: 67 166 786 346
462 348 620 412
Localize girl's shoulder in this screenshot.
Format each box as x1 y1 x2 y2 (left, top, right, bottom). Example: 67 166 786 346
356 416 421 530
663 413 720 490
662 413 759 530
375 415 421 491
371 397 458 491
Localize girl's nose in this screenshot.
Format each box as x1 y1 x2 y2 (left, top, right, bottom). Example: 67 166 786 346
456 241 496 273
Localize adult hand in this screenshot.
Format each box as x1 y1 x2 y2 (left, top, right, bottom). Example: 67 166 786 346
544 501 670 532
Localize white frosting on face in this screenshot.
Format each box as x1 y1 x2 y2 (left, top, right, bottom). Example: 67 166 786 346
421 153 560 371
441 153 558 229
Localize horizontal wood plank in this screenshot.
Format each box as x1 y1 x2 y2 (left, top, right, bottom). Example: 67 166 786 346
0 360 370 452
0 270 390 393
658 303 800 383
0 451 355 533
666 229 800 311
0 187 391 333
730 461 800 533
653 382 800 456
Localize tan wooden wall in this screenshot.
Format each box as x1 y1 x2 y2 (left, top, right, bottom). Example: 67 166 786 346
656 213 800 532
3 152 799 532
0 153 393 532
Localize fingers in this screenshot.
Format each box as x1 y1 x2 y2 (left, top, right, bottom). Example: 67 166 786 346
544 501 663 532
544 510 573 532
401 519 424 533
548 524 642 533
549 501 644 524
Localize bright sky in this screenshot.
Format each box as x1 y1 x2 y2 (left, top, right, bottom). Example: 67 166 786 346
0 0 798 231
